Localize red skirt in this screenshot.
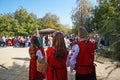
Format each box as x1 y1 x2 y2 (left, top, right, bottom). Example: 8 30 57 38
29 59 44 80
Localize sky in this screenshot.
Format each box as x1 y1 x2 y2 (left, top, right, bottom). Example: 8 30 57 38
0 0 97 28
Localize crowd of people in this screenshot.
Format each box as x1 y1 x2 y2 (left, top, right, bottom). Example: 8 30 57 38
0 32 100 50
0 36 31 47
28 26 98 80
0 26 101 80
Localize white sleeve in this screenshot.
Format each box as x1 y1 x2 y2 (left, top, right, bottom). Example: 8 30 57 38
66 54 70 67
69 44 80 70
36 50 43 59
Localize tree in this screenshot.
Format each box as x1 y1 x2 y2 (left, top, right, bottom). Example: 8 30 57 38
0 7 71 37
71 0 93 34
0 13 18 36
91 0 120 61
42 13 60 28
14 7 38 35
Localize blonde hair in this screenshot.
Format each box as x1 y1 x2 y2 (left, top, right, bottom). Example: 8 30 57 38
78 26 88 38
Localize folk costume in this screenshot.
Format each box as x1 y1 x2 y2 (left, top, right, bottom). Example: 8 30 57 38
29 47 45 80
46 47 68 80
70 40 95 80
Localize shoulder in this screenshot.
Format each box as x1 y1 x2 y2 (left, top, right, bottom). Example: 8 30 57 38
47 47 54 50
46 47 54 54
46 47 54 58
39 47 44 51
89 41 95 48
71 41 78 46
88 41 95 46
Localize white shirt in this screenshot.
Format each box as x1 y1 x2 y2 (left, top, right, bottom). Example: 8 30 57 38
64 38 71 49
36 50 43 59
69 44 80 70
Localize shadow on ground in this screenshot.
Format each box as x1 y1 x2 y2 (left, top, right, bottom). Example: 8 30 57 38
0 61 29 80
0 57 120 80
12 57 29 61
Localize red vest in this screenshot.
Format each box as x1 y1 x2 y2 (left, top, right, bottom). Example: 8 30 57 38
29 47 45 79
75 41 95 74
46 47 68 80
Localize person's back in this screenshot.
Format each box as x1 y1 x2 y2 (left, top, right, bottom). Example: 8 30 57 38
46 32 68 80
75 40 94 74
69 27 95 80
28 36 45 80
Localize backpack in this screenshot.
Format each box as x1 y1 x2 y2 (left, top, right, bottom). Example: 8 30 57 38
37 56 48 73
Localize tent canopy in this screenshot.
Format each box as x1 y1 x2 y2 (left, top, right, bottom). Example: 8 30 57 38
39 28 56 34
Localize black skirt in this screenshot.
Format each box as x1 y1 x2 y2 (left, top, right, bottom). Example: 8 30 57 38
75 72 96 80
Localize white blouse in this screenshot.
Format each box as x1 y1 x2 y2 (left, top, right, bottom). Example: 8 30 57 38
69 44 80 70
36 49 43 59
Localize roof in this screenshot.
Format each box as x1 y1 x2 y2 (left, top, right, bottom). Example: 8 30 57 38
39 28 56 34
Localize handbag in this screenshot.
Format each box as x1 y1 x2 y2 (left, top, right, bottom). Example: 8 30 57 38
37 57 48 73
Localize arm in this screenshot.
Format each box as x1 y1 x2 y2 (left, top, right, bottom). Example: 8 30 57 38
66 54 70 67
36 49 43 59
69 44 80 70
36 49 45 63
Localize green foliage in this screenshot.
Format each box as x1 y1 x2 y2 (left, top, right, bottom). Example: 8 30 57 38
92 0 120 61
71 0 93 33
0 7 71 37
42 13 60 29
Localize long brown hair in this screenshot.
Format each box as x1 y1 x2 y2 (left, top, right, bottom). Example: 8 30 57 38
52 32 67 60
30 36 41 48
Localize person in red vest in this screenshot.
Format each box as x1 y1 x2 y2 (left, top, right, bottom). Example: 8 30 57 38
46 32 69 80
69 27 95 80
28 36 45 80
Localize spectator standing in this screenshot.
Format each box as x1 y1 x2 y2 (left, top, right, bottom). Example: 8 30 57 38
45 32 69 80
69 27 95 80
28 36 45 80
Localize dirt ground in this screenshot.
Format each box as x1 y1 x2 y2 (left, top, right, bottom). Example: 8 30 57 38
0 47 120 80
